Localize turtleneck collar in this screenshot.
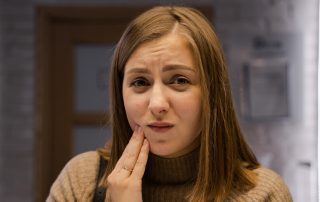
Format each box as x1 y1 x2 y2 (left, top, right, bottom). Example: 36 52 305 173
143 146 200 184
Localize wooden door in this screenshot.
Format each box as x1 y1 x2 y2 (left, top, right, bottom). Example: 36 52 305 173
36 6 212 202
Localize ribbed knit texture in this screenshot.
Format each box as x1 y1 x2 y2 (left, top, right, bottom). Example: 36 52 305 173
142 148 199 202
47 150 293 202
47 151 100 201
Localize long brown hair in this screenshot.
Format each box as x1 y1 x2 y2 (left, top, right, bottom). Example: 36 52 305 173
100 6 259 201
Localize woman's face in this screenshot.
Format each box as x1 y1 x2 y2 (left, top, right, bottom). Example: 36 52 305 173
122 33 202 158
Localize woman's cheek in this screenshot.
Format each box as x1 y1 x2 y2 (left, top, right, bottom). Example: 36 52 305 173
127 102 144 124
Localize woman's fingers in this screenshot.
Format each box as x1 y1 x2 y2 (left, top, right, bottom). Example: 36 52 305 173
106 126 148 202
114 126 144 177
131 139 149 180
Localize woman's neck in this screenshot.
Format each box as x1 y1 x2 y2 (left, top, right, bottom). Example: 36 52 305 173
143 146 200 184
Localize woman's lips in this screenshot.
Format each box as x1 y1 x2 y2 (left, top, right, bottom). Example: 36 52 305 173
147 122 174 132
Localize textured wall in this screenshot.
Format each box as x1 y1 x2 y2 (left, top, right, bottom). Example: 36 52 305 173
0 0 3 199
0 0 35 201
0 0 317 201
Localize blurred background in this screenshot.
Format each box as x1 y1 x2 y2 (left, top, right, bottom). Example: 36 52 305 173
0 0 317 201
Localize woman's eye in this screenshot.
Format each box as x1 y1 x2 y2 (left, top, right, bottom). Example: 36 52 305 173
169 76 191 91
171 76 190 85
130 78 150 87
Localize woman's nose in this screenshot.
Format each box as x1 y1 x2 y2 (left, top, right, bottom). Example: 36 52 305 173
148 85 169 118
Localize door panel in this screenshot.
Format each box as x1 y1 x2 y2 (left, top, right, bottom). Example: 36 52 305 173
75 44 113 113
73 126 112 155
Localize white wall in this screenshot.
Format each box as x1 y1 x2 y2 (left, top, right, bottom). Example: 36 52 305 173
214 0 318 201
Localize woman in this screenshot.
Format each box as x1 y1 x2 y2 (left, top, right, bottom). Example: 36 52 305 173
47 6 292 202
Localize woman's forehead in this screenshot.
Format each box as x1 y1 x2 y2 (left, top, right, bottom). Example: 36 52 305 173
124 33 198 69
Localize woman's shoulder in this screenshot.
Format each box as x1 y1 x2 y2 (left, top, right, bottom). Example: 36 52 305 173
59 151 101 177
254 166 291 192
61 151 101 184
249 166 293 201
229 166 293 201
47 151 102 201
66 151 101 168
254 166 285 181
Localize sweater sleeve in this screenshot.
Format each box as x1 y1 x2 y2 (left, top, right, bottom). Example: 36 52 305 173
246 167 293 202
46 151 100 202
228 166 293 202
261 168 293 202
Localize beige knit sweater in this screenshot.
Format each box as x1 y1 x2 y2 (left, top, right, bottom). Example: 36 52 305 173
47 150 292 202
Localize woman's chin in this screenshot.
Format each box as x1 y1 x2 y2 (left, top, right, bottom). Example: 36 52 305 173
149 145 176 158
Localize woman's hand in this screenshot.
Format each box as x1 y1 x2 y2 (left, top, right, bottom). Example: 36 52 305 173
106 126 149 202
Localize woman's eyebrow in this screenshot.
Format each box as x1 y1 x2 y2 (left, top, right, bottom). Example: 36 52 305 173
125 65 195 75
162 65 195 72
126 67 150 75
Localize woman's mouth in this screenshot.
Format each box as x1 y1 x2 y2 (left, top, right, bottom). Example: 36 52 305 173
147 122 174 132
